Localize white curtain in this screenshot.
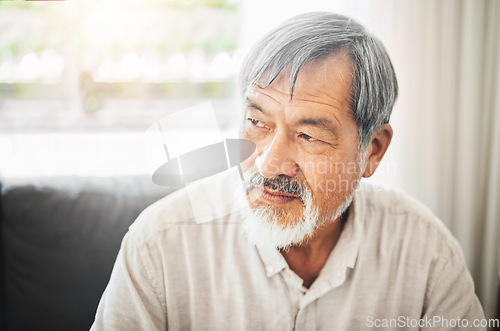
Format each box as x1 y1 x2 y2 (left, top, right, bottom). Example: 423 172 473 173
371 0 500 320
241 0 500 319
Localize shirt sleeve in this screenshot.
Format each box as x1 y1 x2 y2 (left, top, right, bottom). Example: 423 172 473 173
420 243 485 331
90 232 167 331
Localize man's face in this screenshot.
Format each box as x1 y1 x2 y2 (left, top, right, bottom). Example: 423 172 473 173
240 52 366 248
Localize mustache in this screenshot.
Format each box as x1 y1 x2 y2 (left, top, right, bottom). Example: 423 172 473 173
244 171 310 202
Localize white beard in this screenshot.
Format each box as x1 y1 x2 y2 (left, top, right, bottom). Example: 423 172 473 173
241 184 356 250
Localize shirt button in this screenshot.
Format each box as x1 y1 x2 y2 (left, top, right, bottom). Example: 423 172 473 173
266 265 274 274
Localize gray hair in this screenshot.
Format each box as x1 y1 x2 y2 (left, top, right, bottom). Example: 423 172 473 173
239 12 398 148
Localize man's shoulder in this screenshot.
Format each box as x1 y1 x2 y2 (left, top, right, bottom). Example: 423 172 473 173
357 181 463 258
126 185 195 244
126 168 245 247
359 181 444 228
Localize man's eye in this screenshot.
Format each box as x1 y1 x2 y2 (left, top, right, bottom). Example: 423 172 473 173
248 118 266 128
299 133 318 142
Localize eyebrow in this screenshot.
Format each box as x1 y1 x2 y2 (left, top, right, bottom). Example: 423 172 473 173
297 118 337 134
244 97 265 114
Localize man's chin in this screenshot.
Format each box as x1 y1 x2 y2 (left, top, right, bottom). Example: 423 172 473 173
241 200 320 250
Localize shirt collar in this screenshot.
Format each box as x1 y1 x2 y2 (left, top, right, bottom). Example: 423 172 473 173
256 242 288 278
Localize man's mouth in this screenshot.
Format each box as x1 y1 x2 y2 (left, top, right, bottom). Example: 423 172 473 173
254 186 298 205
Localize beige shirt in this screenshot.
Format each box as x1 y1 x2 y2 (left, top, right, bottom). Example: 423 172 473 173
91 173 485 330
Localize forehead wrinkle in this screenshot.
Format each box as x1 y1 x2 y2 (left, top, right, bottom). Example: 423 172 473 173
292 89 347 109
254 84 346 112
250 85 291 106
285 96 344 127
291 108 343 132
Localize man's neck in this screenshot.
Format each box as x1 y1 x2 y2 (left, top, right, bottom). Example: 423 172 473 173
280 212 347 289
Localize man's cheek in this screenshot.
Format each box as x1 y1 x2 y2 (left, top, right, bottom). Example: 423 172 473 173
314 178 339 195
306 161 362 196
310 175 350 196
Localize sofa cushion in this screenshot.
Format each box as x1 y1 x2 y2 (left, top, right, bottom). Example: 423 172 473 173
1 176 174 331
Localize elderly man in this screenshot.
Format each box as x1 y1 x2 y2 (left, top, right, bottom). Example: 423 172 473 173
92 12 485 330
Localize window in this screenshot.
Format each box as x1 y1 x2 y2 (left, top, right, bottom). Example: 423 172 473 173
0 0 241 132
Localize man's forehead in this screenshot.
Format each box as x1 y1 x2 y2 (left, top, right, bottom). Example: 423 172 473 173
251 52 354 103
244 53 353 117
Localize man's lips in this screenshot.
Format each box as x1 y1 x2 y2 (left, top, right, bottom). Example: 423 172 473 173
253 186 298 205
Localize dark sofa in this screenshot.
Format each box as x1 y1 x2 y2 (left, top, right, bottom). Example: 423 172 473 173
0 176 174 331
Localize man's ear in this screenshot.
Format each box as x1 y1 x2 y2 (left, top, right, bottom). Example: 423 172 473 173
362 123 393 178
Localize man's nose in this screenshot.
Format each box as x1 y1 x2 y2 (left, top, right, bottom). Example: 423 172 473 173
255 133 301 178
